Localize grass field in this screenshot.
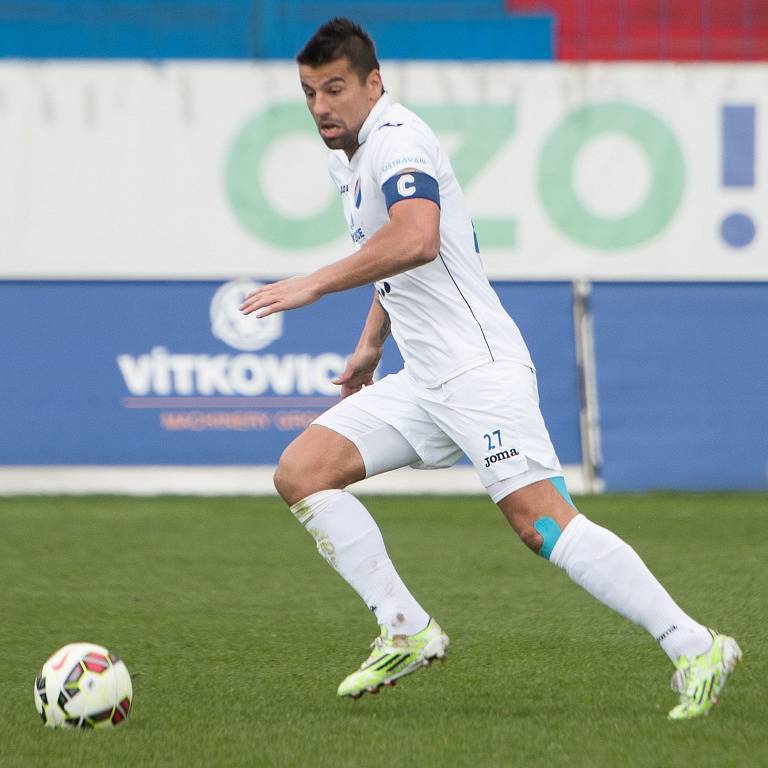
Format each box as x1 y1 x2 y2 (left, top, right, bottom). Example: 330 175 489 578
1 493 766 768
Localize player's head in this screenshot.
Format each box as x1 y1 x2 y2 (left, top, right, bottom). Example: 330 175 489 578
297 18 383 156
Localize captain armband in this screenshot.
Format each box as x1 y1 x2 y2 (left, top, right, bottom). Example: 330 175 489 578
381 171 440 211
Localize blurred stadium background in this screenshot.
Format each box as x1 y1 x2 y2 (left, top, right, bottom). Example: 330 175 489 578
1 0 767 496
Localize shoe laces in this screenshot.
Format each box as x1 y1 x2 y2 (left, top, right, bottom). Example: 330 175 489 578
369 629 410 652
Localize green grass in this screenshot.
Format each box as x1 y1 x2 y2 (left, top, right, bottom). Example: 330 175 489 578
1 493 765 768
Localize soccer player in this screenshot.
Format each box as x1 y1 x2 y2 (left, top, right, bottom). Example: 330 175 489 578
240 18 741 719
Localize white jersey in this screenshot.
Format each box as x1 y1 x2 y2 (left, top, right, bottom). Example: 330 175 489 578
328 93 533 387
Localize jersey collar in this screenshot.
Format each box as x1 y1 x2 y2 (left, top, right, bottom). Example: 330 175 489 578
357 92 392 148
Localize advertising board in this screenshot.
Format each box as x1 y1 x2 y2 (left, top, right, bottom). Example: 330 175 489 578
1 63 765 281
0 280 580 468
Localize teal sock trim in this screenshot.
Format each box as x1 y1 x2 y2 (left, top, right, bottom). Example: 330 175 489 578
549 476 575 507
534 516 562 560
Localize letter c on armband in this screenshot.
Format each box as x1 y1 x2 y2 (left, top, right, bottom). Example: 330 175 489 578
396 174 416 197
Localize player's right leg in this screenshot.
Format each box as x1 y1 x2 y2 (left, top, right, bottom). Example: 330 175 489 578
275 423 432 641
274 374 452 698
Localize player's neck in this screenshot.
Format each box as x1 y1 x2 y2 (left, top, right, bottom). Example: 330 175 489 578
345 90 387 160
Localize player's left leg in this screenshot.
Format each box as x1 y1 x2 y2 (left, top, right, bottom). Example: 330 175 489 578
420 360 741 718
494 477 742 720
495 476 714 662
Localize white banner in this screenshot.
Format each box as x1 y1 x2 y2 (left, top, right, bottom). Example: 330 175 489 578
1 62 766 280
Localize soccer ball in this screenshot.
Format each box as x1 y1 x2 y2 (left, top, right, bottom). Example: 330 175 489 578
33 642 133 729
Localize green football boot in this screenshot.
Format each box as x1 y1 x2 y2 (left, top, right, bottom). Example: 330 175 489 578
338 619 449 699
668 630 742 720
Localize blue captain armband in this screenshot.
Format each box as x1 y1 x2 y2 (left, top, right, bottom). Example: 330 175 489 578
382 171 440 211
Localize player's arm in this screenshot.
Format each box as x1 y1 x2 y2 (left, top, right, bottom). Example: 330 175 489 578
333 291 391 398
239 197 439 318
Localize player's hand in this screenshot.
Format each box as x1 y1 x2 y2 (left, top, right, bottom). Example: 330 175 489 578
239 276 321 318
333 346 383 399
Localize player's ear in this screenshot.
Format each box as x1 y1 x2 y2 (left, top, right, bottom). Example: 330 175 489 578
367 69 383 99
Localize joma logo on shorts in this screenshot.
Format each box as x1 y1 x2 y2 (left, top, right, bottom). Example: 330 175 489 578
484 448 519 468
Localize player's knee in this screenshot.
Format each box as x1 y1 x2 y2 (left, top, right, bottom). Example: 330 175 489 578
510 511 568 557
274 427 366 506
498 477 576 557
272 462 288 501
274 447 312 505
502 502 569 556
274 441 338 506
516 521 545 554
518 518 567 559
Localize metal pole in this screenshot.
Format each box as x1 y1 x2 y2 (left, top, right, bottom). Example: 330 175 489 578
572 279 604 493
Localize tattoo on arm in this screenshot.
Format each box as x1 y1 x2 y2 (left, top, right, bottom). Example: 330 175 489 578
378 310 391 344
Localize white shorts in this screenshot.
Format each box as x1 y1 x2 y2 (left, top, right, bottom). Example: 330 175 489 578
313 360 563 503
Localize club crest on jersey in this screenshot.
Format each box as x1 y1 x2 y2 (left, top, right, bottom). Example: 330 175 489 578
348 212 365 243
353 177 362 208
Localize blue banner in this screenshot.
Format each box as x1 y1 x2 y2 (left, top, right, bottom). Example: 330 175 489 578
0 280 581 468
493 282 581 466
593 282 768 490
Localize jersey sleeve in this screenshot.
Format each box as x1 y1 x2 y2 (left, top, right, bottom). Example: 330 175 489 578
372 124 441 211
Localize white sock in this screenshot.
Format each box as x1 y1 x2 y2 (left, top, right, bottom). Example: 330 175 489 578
550 514 712 661
290 489 430 636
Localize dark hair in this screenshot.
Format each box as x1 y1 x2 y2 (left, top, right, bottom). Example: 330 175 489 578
296 18 380 83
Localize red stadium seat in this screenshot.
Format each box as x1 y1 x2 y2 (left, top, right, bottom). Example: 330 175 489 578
508 0 768 60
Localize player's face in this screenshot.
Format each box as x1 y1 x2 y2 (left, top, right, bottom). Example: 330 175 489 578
299 58 382 156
